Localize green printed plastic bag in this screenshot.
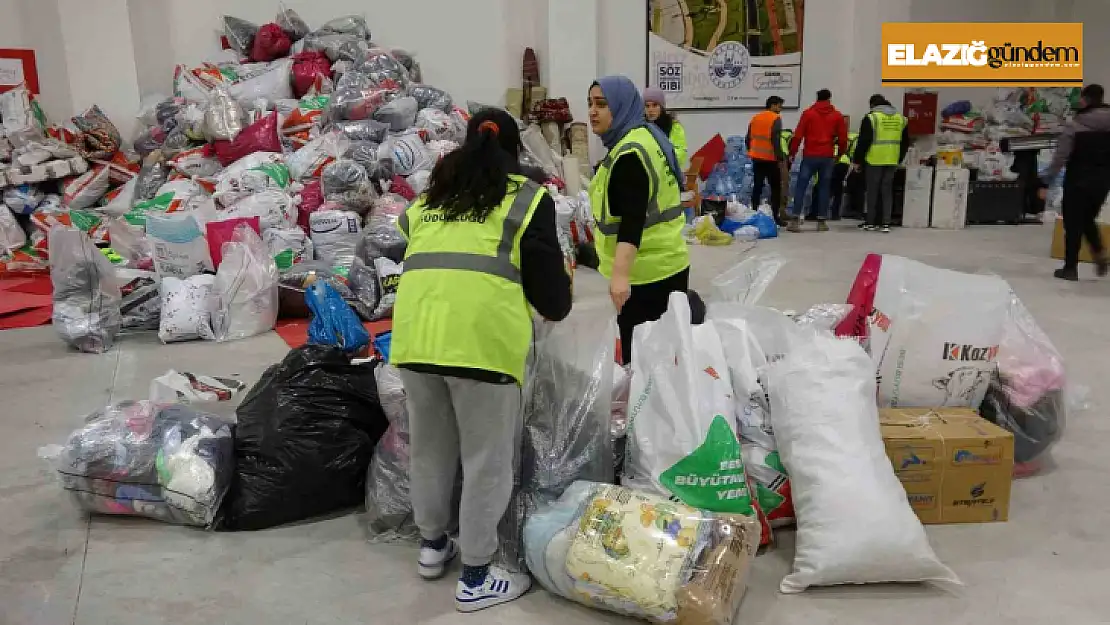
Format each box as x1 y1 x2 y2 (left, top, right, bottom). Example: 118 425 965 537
624 292 772 544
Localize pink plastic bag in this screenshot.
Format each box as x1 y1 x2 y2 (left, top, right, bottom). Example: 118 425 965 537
213 113 282 166
251 23 292 62
835 253 882 345
206 216 261 268
292 51 332 98
297 180 325 233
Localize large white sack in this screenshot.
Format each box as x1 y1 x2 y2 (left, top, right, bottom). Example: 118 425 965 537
210 226 278 341
767 332 959 593
869 255 1010 408
309 209 362 270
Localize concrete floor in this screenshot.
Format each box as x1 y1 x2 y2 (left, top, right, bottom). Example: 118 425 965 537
2 221 1107 625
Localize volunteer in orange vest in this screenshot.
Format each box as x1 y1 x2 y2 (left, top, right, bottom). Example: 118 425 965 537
745 96 787 227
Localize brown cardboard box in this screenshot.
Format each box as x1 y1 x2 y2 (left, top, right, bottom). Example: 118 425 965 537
880 408 1014 524
1050 216 1110 263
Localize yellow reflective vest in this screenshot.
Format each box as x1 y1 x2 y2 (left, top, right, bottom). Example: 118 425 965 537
590 126 689 286
865 112 907 166
391 175 545 383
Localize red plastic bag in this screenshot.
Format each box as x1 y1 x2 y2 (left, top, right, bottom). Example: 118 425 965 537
212 113 282 166
292 51 332 98
297 180 324 233
251 23 292 63
206 216 261 268
389 175 416 201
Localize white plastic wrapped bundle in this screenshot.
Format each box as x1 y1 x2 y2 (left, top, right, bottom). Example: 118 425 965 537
204 87 245 141
415 108 454 140
379 133 433 177
523 482 761 625
309 209 362 270
364 363 419 542
318 15 372 39
409 85 453 112
49 400 234 527
49 226 122 354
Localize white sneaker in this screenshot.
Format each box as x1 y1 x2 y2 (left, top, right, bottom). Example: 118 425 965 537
455 566 532 612
418 538 458 580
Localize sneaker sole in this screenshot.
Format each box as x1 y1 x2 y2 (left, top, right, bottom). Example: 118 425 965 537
456 582 532 613
418 545 458 580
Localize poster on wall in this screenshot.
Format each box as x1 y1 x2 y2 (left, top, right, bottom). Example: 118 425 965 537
646 0 804 110
0 49 39 95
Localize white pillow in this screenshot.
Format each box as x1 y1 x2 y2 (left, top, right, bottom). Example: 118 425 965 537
767 332 960 593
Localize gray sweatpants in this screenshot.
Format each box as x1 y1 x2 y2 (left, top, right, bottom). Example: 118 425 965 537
399 369 522 567
865 164 898 226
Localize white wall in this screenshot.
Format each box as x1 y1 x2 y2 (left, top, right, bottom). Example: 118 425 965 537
1072 0 1110 87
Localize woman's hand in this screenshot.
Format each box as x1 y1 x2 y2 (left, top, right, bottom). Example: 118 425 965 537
610 275 631 312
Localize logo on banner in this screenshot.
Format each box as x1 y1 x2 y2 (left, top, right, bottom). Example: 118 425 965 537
656 62 683 93
881 22 1083 86
708 42 749 89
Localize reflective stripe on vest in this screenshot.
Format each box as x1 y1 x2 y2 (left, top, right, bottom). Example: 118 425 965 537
747 111 779 161
594 141 685 236
402 181 542 284
840 133 859 164
866 112 907 166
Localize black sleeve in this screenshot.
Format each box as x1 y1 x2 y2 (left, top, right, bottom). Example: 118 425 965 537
607 153 651 247
853 117 874 165
899 125 912 164
519 193 572 322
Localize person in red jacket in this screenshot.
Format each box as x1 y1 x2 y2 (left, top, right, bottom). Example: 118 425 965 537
787 89 849 232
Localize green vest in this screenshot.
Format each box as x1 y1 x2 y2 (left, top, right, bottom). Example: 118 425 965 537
865 112 907 166
390 175 543 383
780 129 793 158
590 127 690 286
839 132 859 165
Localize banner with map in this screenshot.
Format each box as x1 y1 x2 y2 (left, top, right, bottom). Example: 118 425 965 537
647 0 805 110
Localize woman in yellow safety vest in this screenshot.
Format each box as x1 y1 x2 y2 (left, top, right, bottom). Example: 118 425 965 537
589 75 691 365
390 107 572 612
644 87 689 168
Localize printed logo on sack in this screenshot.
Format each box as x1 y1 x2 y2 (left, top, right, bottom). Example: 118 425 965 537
941 342 999 362
708 42 749 89
881 22 1083 86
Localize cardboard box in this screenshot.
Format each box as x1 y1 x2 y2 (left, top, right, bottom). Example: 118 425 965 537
880 408 1013 524
1050 217 1110 263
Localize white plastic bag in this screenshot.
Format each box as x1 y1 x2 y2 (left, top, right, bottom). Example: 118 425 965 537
62 165 112 210
223 189 298 232
3 184 44 214
158 274 216 343
210 225 279 341
768 332 959 593
210 152 288 207
709 254 785 304
229 59 295 103
310 209 362 270
624 293 763 521
379 132 433 176
147 211 213 279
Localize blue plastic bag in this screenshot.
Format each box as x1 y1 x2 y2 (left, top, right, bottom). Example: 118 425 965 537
306 281 371 353
373 331 392 361
737 212 778 239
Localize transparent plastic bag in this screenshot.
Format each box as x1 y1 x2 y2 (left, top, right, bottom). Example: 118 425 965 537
276 5 309 40
409 85 453 113
318 15 371 40
204 87 245 141
210 225 279 342
326 85 400 123
222 16 259 57
792 303 853 332
495 314 617 573
364 363 420 542
48 400 233 527
523 481 761 625
49 226 122 353
354 49 412 91
354 214 407 264
332 118 389 143
391 49 423 83
116 268 161 331
978 293 1067 469
321 158 377 213
302 32 362 63
415 108 454 141
708 254 785 304
278 261 372 320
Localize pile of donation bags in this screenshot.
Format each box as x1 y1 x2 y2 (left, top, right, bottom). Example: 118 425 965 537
1 9 579 354
41 243 1075 621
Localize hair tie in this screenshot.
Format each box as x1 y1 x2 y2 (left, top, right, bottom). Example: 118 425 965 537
478 120 500 137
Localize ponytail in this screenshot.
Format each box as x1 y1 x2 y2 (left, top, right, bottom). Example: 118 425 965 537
424 108 523 220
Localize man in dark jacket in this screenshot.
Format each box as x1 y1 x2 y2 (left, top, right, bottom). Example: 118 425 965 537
853 95 911 232
788 89 848 232
1040 84 1110 281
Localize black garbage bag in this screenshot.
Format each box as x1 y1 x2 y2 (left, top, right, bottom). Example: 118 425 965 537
221 345 389 530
